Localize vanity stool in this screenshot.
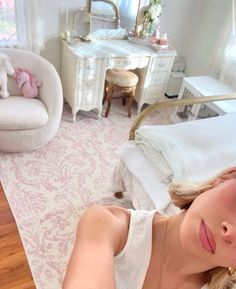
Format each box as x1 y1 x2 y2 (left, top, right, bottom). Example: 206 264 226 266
103 69 139 117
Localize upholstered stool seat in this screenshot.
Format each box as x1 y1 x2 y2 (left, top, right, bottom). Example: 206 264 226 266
103 69 139 117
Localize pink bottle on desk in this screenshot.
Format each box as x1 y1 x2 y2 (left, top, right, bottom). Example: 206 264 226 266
159 33 168 45
151 30 160 44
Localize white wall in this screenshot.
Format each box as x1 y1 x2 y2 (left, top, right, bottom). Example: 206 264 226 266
160 0 200 58
40 0 87 73
184 0 232 76
161 0 232 76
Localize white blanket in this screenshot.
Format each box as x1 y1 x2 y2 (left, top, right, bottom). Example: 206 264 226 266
135 113 236 184
117 141 171 211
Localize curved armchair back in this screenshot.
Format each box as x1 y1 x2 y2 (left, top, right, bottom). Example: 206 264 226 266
0 48 63 152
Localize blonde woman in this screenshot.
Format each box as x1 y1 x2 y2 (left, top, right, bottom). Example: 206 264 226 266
63 167 236 289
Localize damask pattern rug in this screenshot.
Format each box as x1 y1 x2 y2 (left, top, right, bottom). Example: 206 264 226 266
0 100 171 289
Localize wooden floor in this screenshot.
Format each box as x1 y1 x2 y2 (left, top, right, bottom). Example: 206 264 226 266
0 183 36 289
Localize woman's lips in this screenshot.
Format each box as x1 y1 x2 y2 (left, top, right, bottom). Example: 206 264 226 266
199 220 216 254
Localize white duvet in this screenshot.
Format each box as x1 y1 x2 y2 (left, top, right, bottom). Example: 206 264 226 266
135 113 236 184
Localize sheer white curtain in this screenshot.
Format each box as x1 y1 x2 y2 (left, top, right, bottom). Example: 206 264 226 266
23 0 44 53
212 0 236 89
0 0 44 53
220 0 236 89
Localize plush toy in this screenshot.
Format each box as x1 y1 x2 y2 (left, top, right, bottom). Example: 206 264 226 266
0 53 15 98
13 68 42 98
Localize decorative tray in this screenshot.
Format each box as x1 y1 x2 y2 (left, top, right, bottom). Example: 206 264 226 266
128 36 153 47
151 44 175 53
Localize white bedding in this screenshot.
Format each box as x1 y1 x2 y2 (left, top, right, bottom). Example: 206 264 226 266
109 141 179 214
110 113 236 216
136 113 236 184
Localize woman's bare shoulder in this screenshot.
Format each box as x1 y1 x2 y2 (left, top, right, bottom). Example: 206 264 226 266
104 205 131 225
78 205 131 255
82 205 131 224
103 205 131 255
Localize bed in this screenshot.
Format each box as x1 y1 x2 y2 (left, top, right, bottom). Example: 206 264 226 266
110 94 236 215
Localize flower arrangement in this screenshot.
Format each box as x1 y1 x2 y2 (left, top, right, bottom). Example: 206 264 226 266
142 0 162 36
147 0 162 21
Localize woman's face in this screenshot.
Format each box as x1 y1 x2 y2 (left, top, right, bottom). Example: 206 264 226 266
180 179 236 268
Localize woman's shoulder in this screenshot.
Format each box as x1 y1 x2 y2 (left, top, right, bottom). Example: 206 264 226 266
80 205 131 255
104 205 131 222
81 205 131 230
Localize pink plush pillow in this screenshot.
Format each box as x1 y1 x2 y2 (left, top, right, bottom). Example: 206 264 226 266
13 68 42 98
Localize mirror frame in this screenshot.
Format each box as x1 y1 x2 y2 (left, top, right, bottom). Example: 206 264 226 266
69 9 92 42
134 0 142 36
88 0 120 29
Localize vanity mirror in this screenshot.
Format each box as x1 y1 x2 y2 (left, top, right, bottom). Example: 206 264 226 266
70 9 91 43
89 0 120 31
134 0 161 37
66 0 161 43
88 0 161 37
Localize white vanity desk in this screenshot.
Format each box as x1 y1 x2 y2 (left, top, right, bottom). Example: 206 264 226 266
61 39 176 121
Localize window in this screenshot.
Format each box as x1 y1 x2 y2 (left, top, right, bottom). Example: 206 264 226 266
0 0 18 45
0 0 16 40
0 0 44 53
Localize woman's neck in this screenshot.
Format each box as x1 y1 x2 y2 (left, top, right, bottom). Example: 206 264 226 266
153 212 214 279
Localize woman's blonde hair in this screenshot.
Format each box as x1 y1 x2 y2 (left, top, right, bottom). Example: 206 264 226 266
168 167 236 289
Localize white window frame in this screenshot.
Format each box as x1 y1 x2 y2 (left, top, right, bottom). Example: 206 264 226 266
0 0 27 48
14 0 27 47
0 0 44 53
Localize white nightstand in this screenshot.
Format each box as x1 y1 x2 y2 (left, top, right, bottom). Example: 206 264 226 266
171 76 236 123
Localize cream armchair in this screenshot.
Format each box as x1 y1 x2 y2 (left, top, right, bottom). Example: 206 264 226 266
0 48 63 152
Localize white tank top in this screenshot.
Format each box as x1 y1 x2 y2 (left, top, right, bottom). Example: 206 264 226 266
114 209 156 289
114 209 208 289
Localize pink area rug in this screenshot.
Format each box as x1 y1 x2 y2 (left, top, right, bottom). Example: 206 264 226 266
0 100 171 289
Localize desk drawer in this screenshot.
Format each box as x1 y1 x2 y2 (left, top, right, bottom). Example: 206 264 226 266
76 90 98 111
81 90 94 104
81 78 98 90
145 89 165 101
77 58 105 78
150 57 173 72
107 57 149 69
148 72 169 87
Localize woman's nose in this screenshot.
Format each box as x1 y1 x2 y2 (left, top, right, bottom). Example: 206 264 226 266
221 222 236 245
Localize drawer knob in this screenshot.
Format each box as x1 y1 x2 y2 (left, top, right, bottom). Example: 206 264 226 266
86 64 95 70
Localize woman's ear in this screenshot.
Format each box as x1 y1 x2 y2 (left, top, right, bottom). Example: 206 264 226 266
211 167 236 188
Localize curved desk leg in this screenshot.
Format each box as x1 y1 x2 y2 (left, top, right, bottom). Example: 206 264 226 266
97 107 102 119
105 85 113 117
72 108 78 123
128 91 134 118
137 101 144 114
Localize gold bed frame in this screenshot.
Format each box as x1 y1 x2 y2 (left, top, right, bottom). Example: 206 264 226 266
129 94 236 140
114 94 236 199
